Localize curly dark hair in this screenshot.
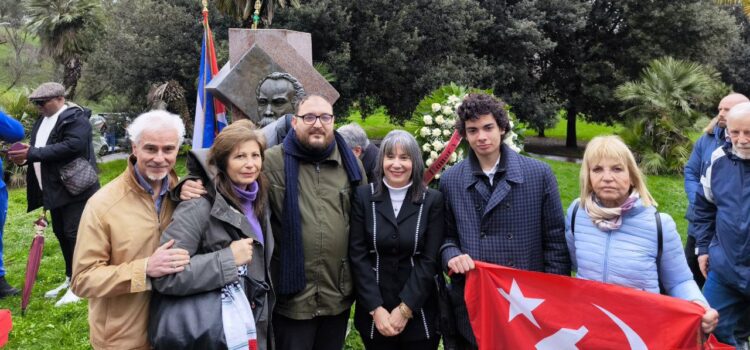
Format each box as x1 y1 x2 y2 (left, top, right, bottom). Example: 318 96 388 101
455 93 510 140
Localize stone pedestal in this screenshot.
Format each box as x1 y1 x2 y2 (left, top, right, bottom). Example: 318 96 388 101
229 29 313 65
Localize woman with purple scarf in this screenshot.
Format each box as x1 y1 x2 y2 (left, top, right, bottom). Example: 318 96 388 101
152 120 274 350
565 135 718 335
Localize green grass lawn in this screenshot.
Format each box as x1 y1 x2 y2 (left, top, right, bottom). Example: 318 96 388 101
525 117 623 142
523 116 705 143
0 153 690 349
345 108 419 139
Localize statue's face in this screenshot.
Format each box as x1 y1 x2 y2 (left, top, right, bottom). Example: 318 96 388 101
257 79 295 127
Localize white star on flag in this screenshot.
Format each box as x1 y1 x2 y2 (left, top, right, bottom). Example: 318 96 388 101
498 278 545 328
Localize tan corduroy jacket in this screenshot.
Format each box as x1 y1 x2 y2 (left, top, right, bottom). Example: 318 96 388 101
71 157 176 350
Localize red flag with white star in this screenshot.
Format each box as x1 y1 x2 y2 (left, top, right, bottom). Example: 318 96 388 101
464 261 717 349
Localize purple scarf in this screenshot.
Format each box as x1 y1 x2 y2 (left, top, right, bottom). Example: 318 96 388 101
233 182 263 245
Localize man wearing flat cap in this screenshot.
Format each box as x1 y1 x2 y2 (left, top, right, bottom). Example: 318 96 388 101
8 82 100 306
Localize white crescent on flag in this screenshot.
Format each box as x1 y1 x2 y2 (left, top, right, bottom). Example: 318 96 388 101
593 304 648 350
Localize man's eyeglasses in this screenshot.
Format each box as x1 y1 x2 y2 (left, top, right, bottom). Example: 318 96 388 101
32 100 49 107
295 113 334 125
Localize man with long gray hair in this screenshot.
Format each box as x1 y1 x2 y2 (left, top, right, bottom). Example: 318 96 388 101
71 110 190 350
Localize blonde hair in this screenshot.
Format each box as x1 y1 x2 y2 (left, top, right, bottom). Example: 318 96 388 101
579 135 656 210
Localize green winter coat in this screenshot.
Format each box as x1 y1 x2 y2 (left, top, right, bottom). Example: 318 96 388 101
264 143 366 320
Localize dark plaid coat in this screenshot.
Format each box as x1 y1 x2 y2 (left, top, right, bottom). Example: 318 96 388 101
439 145 570 346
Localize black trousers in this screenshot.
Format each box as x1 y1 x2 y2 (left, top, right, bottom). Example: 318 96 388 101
50 200 86 278
684 235 706 288
273 309 350 350
362 336 440 350
454 335 478 350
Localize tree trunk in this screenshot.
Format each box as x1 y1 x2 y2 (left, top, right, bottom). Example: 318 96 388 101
63 56 82 100
566 104 578 148
538 128 546 137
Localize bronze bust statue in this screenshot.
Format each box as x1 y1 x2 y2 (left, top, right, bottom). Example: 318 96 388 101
255 72 305 127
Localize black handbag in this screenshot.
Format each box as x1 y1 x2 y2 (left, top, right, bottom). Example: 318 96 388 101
59 157 97 195
435 273 458 350
148 289 226 350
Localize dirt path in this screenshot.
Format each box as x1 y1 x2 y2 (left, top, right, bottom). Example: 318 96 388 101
524 136 586 159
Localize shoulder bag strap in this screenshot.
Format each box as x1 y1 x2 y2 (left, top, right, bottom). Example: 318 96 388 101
571 201 580 236
654 209 665 294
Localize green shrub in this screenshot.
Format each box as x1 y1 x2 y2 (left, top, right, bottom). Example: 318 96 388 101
616 57 730 174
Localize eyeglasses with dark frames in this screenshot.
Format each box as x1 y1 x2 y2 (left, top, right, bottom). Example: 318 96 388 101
295 113 334 125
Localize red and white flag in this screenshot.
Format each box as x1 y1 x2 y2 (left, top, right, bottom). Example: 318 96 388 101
464 261 719 349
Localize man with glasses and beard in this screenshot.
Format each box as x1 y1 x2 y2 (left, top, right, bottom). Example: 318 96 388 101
264 95 366 349
8 82 100 306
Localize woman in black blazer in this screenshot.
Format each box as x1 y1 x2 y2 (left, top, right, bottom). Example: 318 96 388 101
349 130 444 350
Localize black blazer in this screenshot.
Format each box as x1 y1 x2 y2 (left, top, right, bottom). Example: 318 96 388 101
25 104 99 211
349 183 444 342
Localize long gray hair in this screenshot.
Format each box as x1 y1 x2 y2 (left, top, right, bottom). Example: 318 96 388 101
374 130 426 202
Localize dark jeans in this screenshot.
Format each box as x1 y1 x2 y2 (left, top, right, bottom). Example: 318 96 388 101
273 309 350 350
703 272 750 345
50 200 86 278
684 235 705 288
362 336 440 350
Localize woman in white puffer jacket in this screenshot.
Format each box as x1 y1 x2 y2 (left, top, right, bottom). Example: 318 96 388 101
565 135 718 334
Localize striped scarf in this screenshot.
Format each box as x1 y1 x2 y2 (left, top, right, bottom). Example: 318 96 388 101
222 265 258 350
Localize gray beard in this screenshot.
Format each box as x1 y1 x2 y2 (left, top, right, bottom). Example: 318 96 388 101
147 173 168 182
733 146 750 160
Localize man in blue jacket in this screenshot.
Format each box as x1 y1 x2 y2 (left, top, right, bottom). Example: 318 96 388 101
0 110 24 298
694 101 750 346
439 93 570 349
684 92 749 287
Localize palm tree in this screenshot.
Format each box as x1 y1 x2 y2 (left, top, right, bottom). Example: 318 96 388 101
715 0 750 17
27 0 102 100
616 57 729 174
215 0 300 27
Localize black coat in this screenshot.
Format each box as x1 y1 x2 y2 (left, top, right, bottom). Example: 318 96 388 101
26 104 99 211
349 183 444 342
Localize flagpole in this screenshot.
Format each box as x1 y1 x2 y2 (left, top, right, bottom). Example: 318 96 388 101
200 0 219 138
